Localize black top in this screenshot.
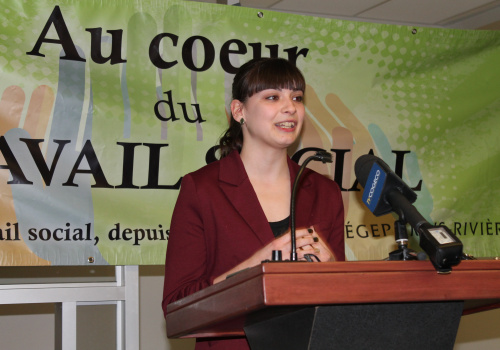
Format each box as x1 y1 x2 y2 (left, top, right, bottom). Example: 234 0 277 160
269 216 290 237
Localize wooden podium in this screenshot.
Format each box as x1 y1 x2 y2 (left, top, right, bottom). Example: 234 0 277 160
166 260 500 349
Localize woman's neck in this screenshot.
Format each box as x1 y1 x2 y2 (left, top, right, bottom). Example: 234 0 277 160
239 146 292 222
239 146 289 183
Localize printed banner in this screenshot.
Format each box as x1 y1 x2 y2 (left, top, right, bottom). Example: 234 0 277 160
1 0 499 265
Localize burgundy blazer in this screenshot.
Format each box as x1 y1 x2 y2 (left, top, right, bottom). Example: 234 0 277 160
162 151 345 350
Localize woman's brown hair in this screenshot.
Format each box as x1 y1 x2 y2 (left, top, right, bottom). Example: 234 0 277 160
218 57 306 159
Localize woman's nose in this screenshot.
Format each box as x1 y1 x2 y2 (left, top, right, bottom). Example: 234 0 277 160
281 96 297 114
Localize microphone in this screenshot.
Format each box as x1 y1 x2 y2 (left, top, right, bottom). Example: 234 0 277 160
290 151 333 261
354 154 463 272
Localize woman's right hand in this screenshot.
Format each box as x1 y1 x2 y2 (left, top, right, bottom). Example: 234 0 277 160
213 228 319 284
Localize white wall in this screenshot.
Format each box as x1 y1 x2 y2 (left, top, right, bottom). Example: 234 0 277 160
140 266 195 350
0 265 499 350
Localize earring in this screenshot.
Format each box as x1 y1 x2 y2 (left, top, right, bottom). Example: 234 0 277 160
240 118 245 126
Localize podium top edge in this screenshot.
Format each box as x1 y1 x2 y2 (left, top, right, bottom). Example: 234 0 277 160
166 260 500 313
259 259 500 274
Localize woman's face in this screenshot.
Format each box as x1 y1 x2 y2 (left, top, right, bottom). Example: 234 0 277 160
235 88 305 151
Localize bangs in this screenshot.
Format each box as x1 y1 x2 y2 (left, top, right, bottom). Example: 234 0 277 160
233 58 305 101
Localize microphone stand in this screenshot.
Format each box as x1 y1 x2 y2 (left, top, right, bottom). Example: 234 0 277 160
289 151 333 261
388 219 421 261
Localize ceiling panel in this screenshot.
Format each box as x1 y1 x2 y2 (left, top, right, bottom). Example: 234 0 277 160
199 0 500 29
267 0 386 17
357 0 496 24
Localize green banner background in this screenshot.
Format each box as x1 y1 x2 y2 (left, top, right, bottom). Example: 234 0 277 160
0 0 499 265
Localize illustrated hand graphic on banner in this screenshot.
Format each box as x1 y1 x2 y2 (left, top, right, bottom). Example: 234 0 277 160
0 86 52 265
3 50 107 265
302 84 431 260
89 6 203 265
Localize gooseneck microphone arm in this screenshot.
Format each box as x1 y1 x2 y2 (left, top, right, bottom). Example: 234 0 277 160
386 190 429 233
290 151 333 261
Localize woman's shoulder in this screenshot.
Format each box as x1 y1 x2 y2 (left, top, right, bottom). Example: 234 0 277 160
184 150 241 183
184 158 221 183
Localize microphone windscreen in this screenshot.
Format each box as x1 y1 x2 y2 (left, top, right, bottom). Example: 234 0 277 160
355 154 418 216
354 154 378 187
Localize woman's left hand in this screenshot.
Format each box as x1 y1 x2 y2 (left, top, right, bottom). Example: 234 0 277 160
295 226 336 262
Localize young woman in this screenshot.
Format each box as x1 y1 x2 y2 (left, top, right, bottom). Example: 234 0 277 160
162 57 345 350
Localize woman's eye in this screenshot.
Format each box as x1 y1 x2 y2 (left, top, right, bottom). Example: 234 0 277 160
266 95 279 101
293 96 303 102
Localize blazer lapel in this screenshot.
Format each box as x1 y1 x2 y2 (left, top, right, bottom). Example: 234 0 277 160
218 152 318 245
219 152 273 245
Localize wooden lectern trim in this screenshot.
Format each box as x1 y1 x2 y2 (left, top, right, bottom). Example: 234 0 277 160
165 260 500 338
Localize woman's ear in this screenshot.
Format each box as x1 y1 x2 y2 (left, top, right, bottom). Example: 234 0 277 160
230 99 244 122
